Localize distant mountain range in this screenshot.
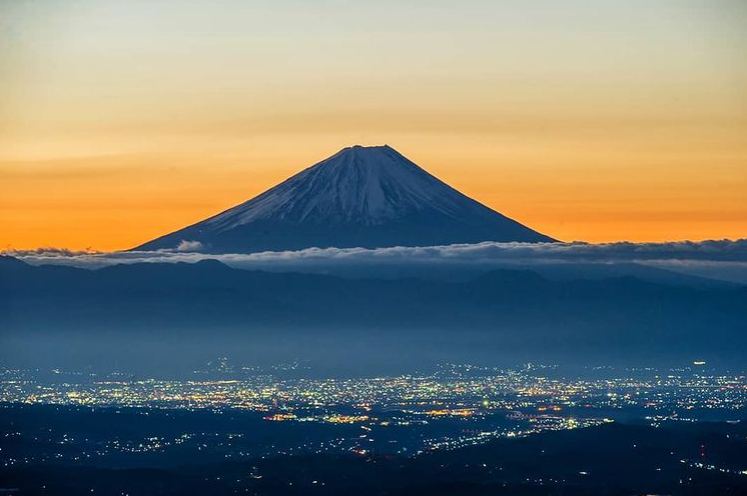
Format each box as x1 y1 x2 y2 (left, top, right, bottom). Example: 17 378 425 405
2 256 744 371
134 145 554 253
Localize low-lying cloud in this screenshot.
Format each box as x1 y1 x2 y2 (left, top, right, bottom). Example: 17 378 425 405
5 239 747 274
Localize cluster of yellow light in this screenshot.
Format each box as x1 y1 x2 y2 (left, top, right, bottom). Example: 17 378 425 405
323 414 370 424
537 406 563 412
423 408 474 417
263 413 297 422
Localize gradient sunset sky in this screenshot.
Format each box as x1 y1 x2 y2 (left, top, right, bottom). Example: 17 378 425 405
1 0 745 250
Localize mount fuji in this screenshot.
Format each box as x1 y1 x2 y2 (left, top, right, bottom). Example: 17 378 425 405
134 145 555 253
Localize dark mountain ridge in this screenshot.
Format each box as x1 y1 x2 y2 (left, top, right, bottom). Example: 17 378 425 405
2 256 745 371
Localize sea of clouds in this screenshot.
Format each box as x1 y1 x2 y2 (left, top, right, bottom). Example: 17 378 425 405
5 239 747 279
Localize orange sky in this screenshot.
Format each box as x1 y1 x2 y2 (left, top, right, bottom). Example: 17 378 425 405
1 0 745 250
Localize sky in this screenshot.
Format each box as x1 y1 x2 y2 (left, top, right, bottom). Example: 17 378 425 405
1 0 745 250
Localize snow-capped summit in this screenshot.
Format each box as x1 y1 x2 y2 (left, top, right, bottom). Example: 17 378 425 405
134 145 555 253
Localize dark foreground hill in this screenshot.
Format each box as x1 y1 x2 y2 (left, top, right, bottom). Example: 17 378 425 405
1 256 745 371
2 405 746 496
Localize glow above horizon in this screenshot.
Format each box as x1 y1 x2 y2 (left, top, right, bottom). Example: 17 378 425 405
1 0 745 250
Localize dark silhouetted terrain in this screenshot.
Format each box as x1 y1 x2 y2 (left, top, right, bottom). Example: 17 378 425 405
1 256 745 372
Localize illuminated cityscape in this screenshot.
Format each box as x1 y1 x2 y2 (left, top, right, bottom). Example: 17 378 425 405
4 362 745 414
2 362 745 470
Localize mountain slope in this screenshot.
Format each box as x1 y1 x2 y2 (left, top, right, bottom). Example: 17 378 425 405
134 145 554 253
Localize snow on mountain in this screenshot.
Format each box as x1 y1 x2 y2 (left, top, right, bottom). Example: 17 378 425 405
134 145 555 253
